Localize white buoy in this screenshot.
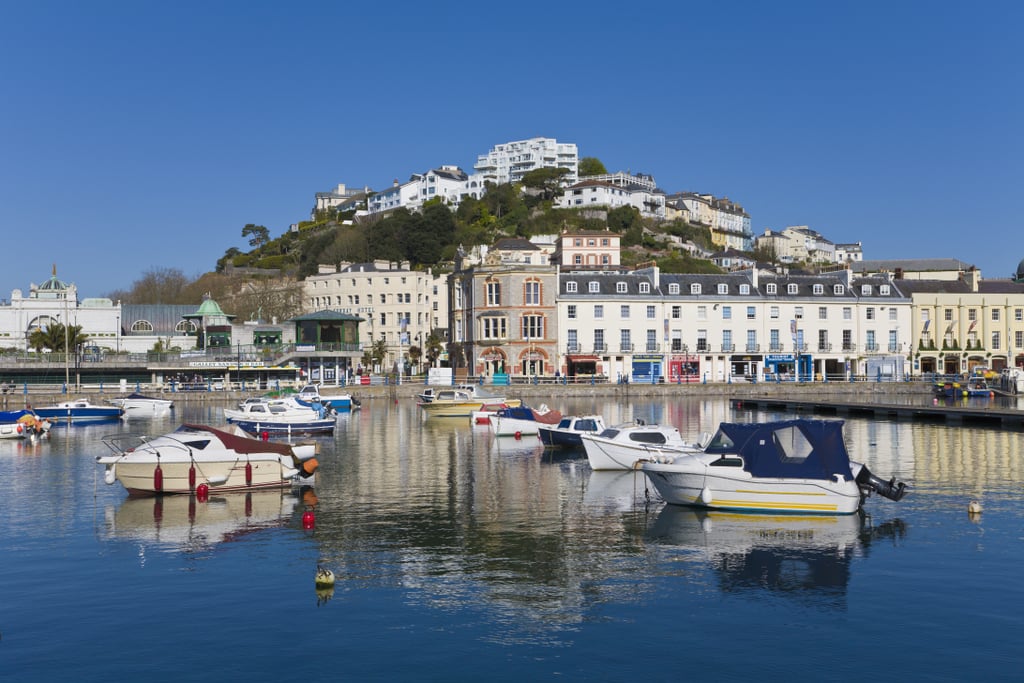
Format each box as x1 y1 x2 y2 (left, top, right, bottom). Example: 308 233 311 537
968 500 983 514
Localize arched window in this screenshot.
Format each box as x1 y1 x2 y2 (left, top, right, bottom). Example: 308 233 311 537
131 320 154 333
175 320 197 334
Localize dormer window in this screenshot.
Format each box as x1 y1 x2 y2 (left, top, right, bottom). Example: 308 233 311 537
588 281 600 293
861 285 872 295
717 284 728 295
616 282 627 294
690 283 702 295
880 284 890 295
813 284 824 295
639 282 650 294
766 283 777 295
565 281 577 293
787 283 798 295
833 284 844 295
739 284 750 295
668 283 680 294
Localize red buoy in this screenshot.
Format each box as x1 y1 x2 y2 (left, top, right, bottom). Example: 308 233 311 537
188 464 196 491
261 431 269 441
245 461 253 486
153 464 163 493
514 431 522 440
196 483 209 501
302 508 315 529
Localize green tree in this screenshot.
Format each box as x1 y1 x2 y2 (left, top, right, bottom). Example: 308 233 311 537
521 167 569 201
242 223 271 250
425 332 444 367
578 157 608 177
27 323 87 352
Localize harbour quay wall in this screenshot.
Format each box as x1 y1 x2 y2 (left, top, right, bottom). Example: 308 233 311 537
0 378 931 409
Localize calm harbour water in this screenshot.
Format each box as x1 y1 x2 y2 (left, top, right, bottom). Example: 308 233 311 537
2 395 1023 682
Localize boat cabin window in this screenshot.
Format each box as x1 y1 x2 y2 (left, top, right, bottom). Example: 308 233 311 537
705 430 735 451
184 440 212 450
709 456 743 467
629 431 669 446
269 405 287 414
557 418 572 429
250 404 268 413
597 428 620 439
772 425 814 463
575 419 600 431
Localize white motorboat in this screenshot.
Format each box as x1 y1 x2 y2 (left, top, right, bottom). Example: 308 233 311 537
223 397 336 435
108 392 174 418
640 418 908 515
296 384 359 410
488 404 562 436
97 423 320 496
538 414 607 448
581 420 708 471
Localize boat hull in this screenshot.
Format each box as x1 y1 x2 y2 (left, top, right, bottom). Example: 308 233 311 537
538 416 605 447
35 406 123 422
108 458 314 495
420 398 521 418
641 461 862 514
226 418 336 435
489 415 540 436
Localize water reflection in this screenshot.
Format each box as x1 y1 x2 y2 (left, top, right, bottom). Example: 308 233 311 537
646 506 907 608
101 488 313 556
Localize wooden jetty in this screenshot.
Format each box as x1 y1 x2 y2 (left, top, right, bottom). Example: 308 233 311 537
730 397 1024 428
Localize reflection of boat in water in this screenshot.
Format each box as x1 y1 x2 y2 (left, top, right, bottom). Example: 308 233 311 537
102 488 314 553
584 470 646 510
646 506 907 605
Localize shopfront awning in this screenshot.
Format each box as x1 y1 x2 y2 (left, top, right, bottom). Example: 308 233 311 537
567 355 599 362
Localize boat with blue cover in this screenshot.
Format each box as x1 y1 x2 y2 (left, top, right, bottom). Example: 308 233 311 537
641 418 908 514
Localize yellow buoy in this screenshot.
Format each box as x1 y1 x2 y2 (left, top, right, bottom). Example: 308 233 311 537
315 566 336 588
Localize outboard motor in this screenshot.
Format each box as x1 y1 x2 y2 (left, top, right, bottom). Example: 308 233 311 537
856 466 908 502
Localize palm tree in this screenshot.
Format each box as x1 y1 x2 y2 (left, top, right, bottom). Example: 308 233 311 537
27 323 86 352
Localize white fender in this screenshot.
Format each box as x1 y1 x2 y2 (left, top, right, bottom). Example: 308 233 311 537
700 487 713 505
104 466 116 485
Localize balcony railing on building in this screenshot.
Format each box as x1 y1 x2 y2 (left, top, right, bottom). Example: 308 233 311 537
745 343 760 353
619 342 634 352
818 342 832 352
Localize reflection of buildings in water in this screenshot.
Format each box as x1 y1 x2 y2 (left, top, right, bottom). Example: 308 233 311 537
646 506 907 608
842 418 1024 489
102 488 308 554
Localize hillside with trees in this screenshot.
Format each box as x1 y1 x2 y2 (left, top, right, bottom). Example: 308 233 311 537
109 161 730 315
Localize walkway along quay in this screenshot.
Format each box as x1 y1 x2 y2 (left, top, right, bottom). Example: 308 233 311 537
730 395 1024 428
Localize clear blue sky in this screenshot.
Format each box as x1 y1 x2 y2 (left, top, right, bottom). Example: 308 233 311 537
2 1 1021 297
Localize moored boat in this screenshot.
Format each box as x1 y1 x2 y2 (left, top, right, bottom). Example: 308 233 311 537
0 410 51 439
418 387 521 418
97 423 320 496
488 404 562 436
223 398 336 435
296 384 360 411
538 414 607 448
107 392 174 418
581 420 708 471
34 399 123 423
640 418 908 515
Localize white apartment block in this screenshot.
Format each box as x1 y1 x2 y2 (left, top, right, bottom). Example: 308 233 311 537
557 180 666 218
304 260 447 370
557 266 911 383
312 183 370 218
474 137 579 186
